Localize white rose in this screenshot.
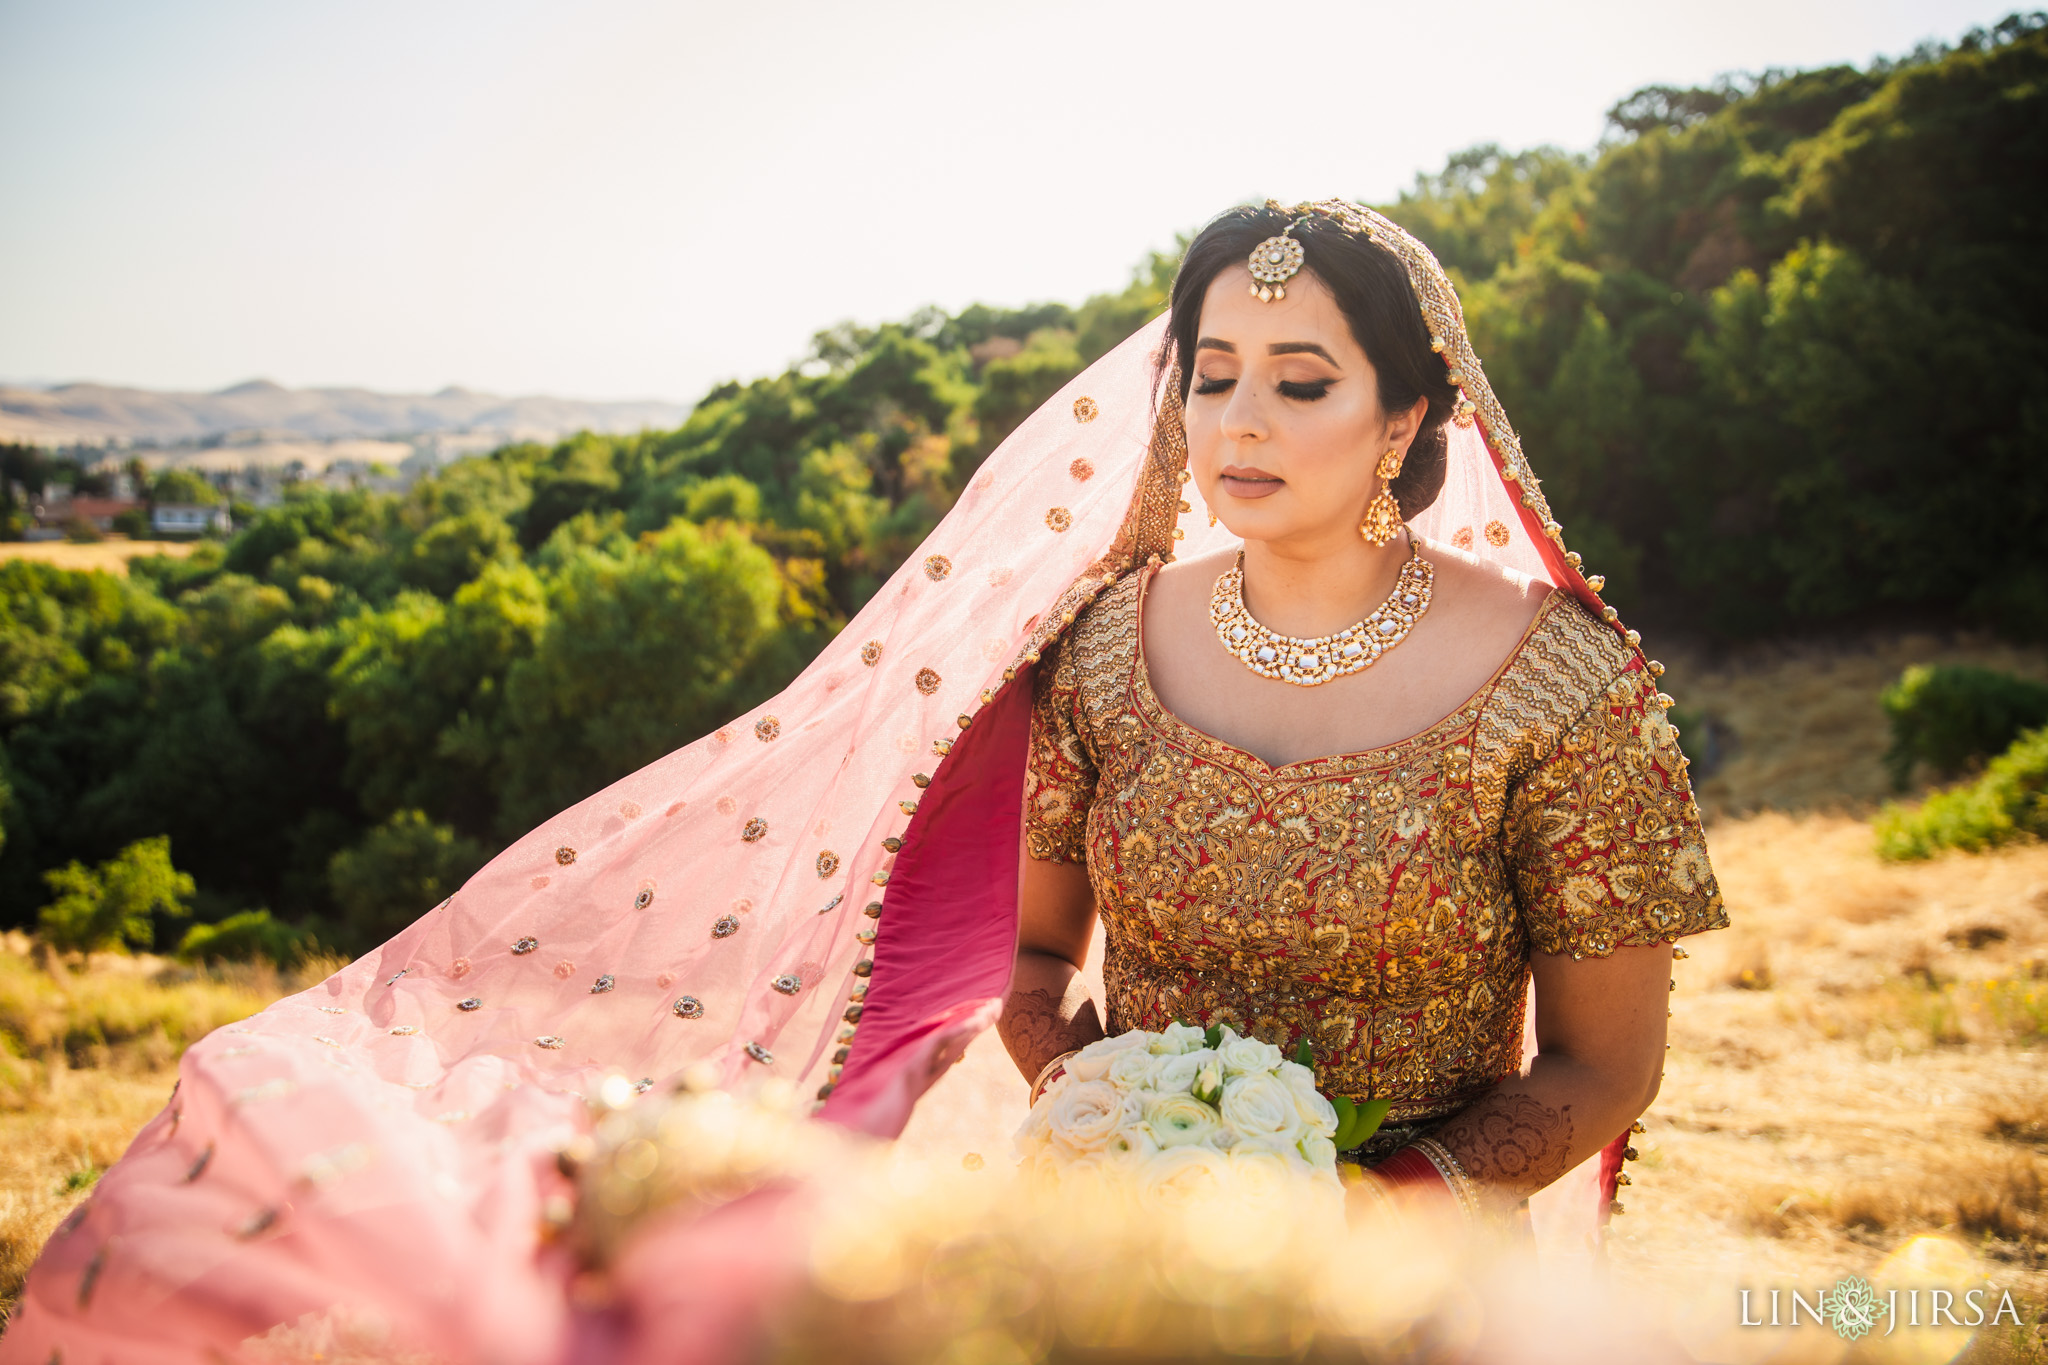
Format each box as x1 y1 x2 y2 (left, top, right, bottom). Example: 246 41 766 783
1067 1031 1149 1082
1151 1021 1208 1056
1144 1091 1221 1149
1153 1048 1218 1094
1107 1047 1164 1091
1218 1073 1303 1144
1047 1080 1126 1155
1104 1123 1160 1162
1191 1060 1224 1107
1215 1028 1285 1078
1297 1133 1339 1173
1225 1146 1298 1201
1276 1063 1339 1139
1137 1144 1228 1207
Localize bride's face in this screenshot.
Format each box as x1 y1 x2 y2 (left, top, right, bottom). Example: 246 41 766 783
1184 264 1420 552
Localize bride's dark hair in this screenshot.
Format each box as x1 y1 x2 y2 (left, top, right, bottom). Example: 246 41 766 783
1162 204 1457 519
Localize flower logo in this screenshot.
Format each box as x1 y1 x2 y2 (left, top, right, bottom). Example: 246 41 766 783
1824 1275 1885 1341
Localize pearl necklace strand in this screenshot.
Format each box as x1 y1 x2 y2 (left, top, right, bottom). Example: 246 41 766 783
1209 538 1434 687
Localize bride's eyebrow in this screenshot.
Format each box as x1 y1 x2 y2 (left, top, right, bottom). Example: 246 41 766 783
1268 341 1339 364
1195 337 1236 353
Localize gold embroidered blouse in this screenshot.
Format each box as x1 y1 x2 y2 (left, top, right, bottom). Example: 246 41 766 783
1025 569 1729 1124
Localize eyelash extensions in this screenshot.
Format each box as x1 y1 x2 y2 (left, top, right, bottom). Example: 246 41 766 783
1191 377 1333 401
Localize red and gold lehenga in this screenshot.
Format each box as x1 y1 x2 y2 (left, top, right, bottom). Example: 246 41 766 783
1024 566 1727 1202
4 202 1727 1363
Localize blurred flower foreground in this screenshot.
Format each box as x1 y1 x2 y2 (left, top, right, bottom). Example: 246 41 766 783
545 1080 1670 1365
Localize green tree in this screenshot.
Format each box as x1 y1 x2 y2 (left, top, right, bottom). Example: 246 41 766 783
496 520 783 830
176 908 318 966
149 468 222 506
36 835 195 952
401 508 517 597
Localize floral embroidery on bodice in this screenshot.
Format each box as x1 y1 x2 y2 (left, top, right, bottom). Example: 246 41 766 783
1025 568 1728 1124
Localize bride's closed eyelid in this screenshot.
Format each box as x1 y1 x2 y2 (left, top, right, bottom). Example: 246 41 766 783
1191 376 1331 400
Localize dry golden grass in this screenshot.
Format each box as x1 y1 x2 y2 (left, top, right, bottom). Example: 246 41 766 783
1657 629 2048 819
1606 813 2048 1362
0 539 198 575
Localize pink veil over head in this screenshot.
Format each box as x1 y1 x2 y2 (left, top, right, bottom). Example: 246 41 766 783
4 203 1635 1362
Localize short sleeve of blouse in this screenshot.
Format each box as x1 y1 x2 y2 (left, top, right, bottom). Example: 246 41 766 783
1024 637 1097 863
1506 662 1729 959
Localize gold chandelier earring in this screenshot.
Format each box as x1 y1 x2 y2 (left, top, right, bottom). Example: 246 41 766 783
1359 448 1405 547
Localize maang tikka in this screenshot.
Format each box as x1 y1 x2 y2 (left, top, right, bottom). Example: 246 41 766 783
1359 447 1405 547
1247 217 1307 302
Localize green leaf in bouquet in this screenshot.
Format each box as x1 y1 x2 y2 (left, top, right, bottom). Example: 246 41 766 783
1294 1039 1314 1070
1331 1095 1358 1144
1204 1023 1224 1051
1327 1095 1392 1151
1347 1098 1392 1149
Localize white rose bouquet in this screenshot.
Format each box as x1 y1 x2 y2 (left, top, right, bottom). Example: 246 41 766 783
1015 1023 1392 1200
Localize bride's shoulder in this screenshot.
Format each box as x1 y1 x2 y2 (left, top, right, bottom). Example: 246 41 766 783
1423 538 1633 703
1420 537 1550 636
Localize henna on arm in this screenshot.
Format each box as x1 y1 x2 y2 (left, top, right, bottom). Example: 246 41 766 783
1411 941 1673 1215
998 966 1105 1083
1427 1089 1575 1213
1008 852 1103 1084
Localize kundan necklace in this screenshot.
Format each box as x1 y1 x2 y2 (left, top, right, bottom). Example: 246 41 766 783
1210 538 1434 686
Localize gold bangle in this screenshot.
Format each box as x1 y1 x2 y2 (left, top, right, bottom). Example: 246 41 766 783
1028 1050 1078 1105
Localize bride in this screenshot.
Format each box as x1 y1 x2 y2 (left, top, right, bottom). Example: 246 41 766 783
1002 202 1725 1227
3 201 1726 1361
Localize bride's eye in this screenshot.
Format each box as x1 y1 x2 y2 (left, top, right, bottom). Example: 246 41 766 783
1193 375 1235 396
1278 380 1332 401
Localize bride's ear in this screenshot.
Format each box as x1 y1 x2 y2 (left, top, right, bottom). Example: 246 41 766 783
1385 393 1430 452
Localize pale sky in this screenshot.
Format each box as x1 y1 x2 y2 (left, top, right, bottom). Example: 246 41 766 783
0 1 2016 403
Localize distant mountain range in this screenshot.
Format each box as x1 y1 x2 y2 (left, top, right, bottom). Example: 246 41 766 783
0 378 694 448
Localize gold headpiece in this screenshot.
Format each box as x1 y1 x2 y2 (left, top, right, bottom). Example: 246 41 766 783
1246 214 1307 302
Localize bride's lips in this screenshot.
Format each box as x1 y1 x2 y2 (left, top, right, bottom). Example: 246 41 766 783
1219 465 1283 499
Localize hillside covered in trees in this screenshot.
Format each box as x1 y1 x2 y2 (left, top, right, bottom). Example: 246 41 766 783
1 15 2042 954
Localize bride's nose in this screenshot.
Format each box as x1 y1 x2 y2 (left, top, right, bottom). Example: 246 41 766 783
1220 380 1269 444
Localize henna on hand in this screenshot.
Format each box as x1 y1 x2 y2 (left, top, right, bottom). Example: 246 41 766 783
1430 1091 1574 1209
998 985 1104 1083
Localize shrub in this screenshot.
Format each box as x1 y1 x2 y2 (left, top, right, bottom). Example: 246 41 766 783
1880 664 2048 789
36 836 195 953
1876 726 2048 860
175 909 318 967
328 810 489 950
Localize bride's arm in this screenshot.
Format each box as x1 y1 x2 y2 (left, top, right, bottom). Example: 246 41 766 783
998 858 1106 1087
1394 941 1671 1217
